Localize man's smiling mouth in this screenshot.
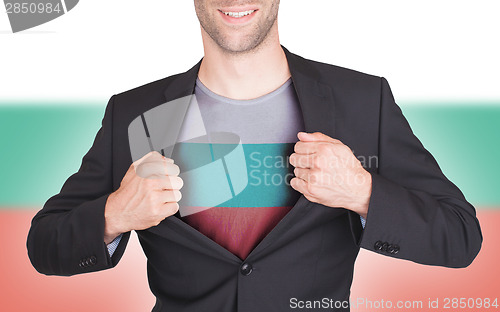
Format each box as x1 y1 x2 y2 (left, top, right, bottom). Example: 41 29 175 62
220 9 256 18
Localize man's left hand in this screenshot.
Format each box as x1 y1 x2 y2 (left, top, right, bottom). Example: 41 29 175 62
289 132 372 219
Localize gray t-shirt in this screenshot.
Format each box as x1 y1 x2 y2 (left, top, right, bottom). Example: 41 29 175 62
193 77 304 144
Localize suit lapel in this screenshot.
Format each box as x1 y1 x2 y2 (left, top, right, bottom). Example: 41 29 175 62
163 60 201 102
283 46 337 137
154 47 338 261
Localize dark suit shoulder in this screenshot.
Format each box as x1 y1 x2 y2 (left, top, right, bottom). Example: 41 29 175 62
290 51 382 87
110 58 201 120
114 73 180 105
291 52 384 110
109 69 196 126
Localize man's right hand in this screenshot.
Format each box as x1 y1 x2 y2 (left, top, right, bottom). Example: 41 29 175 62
103 151 183 244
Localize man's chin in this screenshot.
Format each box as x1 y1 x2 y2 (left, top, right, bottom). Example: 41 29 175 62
215 35 266 55
220 44 257 54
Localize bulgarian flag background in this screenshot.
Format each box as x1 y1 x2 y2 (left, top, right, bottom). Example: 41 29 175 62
1 1 498 311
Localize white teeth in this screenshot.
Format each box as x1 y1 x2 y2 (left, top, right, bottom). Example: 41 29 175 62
222 10 255 18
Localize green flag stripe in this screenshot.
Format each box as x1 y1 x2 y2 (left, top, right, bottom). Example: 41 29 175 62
0 102 498 208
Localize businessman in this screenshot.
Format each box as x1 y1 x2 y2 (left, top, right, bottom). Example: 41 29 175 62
27 1 482 311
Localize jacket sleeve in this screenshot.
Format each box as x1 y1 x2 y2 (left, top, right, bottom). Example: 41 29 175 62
27 95 130 276
354 77 482 268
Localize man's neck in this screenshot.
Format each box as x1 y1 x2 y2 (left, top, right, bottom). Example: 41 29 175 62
198 29 291 100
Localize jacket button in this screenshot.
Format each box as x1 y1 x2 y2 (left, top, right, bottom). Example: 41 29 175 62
89 256 97 265
381 242 389 252
240 263 253 276
374 241 383 251
79 259 87 268
393 245 400 254
387 244 395 254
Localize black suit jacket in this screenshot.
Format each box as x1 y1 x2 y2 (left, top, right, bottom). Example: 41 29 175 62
27 46 482 311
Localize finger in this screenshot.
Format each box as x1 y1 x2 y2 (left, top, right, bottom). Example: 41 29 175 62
294 141 331 154
159 190 182 203
290 177 314 197
124 152 159 182
294 141 314 154
162 202 180 216
142 153 175 165
297 131 342 144
133 151 161 166
294 167 326 186
141 153 175 167
290 176 305 192
165 163 180 176
159 176 184 190
290 177 319 203
289 153 316 168
136 162 180 178
163 158 174 164
136 162 179 178
293 167 310 181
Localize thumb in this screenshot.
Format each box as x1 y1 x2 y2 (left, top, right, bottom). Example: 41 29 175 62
297 131 340 143
134 151 159 166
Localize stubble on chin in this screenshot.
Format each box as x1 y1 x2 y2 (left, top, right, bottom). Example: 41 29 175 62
195 0 280 55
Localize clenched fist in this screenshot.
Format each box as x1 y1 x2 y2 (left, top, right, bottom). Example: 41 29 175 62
289 132 372 219
104 151 184 244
